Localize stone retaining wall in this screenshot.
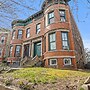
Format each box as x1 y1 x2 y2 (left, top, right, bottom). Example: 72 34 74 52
0 85 13 90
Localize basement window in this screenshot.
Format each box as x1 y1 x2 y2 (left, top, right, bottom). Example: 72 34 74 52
49 59 57 66
64 58 72 66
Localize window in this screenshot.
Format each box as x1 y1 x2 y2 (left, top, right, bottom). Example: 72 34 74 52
36 23 41 34
61 32 69 50
12 31 15 39
49 59 57 66
48 11 54 24
0 48 2 56
10 46 13 56
64 58 72 66
15 45 21 57
1 36 5 44
49 33 56 51
18 30 22 39
59 10 66 22
26 28 30 38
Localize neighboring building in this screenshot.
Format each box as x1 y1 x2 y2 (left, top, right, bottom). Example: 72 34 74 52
84 49 90 69
85 49 90 64
8 0 85 69
0 28 11 62
86 52 90 63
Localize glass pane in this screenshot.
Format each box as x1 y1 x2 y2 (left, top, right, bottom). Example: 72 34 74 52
62 32 68 40
49 18 54 24
64 58 71 65
50 42 56 50
60 10 65 16
37 24 40 29
26 29 30 38
61 17 65 22
16 46 21 51
50 33 55 42
63 41 68 46
51 60 56 64
49 12 54 18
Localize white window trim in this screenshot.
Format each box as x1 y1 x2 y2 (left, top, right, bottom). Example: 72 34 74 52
50 59 57 66
64 58 72 66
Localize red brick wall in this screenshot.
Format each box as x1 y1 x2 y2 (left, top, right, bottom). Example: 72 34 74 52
8 1 84 69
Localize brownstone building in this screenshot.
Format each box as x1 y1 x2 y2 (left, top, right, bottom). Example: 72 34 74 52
8 0 85 69
0 28 10 62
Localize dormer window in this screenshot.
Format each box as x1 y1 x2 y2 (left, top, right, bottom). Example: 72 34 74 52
1 36 5 44
48 11 54 24
36 23 41 34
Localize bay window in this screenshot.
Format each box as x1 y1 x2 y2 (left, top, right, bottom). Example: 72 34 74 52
61 32 69 50
49 32 56 51
48 11 54 24
60 10 66 22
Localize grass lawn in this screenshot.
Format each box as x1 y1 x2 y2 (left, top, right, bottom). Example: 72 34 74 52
3 68 90 83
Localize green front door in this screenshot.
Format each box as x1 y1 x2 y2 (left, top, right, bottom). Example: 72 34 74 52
34 42 41 57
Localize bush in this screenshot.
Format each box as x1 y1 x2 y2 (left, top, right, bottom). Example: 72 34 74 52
5 79 12 86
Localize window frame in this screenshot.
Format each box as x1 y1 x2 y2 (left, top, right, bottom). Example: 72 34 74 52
64 58 72 66
49 32 56 51
49 59 57 66
59 10 66 22
15 45 21 57
61 32 69 50
26 28 30 38
17 29 23 39
36 23 41 34
48 11 54 24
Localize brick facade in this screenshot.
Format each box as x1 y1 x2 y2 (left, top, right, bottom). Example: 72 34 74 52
0 28 10 62
8 0 85 69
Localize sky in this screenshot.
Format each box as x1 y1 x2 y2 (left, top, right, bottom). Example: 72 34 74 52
0 0 90 50
69 0 90 50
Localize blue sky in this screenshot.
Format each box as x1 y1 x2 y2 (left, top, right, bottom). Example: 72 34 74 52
69 0 90 50
0 0 90 50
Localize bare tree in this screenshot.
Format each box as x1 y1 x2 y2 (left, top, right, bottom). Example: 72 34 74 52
0 0 90 28
0 0 39 28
